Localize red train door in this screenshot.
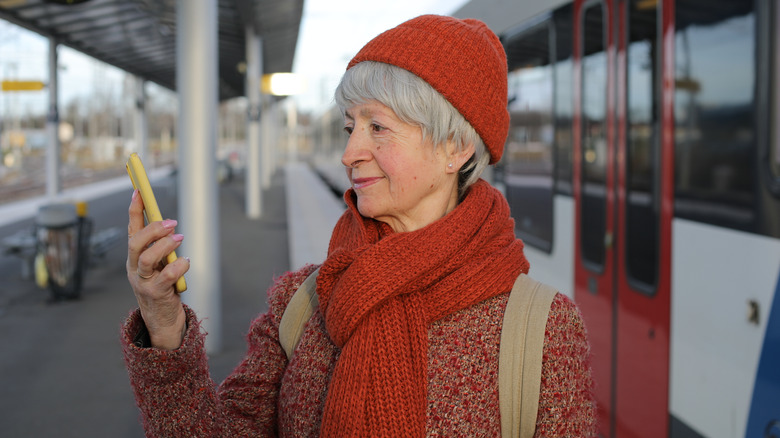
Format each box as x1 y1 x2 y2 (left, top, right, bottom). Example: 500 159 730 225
573 0 672 436
572 0 617 433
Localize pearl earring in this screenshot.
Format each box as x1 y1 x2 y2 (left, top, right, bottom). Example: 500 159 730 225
448 163 453 169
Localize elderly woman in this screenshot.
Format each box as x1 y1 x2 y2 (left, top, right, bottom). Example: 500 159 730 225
121 14 597 437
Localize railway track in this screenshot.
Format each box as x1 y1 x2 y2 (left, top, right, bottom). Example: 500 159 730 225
0 167 128 203
0 155 174 204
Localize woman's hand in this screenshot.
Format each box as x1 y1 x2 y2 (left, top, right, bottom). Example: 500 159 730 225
126 190 191 350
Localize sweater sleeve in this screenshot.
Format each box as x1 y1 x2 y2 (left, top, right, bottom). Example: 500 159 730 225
533 293 599 437
120 265 319 437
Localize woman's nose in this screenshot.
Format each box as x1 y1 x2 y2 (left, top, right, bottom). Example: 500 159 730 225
341 129 372 168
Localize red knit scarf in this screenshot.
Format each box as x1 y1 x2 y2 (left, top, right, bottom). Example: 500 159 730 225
315 179 529 437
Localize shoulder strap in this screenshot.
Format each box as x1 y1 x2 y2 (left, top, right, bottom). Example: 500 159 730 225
279 268 320 359
499 273 558 438
279 268 557 438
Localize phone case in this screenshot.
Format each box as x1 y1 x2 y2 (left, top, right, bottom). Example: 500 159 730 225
126 153 187 293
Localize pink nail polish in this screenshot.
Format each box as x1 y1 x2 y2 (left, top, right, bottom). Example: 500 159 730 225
162 219 178 229
171 234 184 242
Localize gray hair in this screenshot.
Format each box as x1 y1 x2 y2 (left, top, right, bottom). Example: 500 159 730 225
334 61 490 198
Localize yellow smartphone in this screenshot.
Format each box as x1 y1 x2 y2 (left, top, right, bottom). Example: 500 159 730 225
126 153 187 293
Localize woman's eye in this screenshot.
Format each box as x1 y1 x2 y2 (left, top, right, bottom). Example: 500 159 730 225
343 126 353 135
371 123 385 133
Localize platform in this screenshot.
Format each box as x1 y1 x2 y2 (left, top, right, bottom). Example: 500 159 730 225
0 162 344 437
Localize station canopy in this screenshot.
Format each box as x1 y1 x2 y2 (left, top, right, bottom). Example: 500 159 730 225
0 0 304 101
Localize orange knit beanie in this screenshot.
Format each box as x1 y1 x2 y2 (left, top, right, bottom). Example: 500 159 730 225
347 14 509 164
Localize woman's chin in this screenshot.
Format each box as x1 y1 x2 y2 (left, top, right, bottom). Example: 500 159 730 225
355 198 381 220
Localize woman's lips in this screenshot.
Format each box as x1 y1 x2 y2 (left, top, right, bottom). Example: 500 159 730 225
352 177 382 190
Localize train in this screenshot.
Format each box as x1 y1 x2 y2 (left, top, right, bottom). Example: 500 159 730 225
452 0 780 437
309 0 780 436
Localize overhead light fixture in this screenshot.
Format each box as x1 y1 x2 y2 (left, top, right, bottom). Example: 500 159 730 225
261 73 306 96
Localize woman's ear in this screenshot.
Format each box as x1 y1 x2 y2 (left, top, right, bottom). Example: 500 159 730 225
445 141 476 174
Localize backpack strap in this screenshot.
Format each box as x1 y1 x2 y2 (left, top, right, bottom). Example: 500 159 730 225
279 269 557 438
499 273 558 438
279 268 320 359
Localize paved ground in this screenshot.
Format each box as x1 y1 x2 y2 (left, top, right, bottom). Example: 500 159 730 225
0 170 290 437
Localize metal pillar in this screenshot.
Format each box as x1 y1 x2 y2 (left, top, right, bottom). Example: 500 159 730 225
134 76 149 163
245 27 262 218
45 36 60 199
176 0 221 353
261 94 273 188
286 98 297 163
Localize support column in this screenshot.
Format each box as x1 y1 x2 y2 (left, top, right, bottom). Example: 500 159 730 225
286 98 297 163
45 36 60 199
176 0 221 353
261 94 273 188
245 27 262 218
134 76 149 163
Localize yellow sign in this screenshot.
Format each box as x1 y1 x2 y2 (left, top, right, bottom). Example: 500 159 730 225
1 80 46 91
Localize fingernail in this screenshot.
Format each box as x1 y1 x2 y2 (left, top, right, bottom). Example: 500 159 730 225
132 190 138 200
171 234 184 242
162 219 178 229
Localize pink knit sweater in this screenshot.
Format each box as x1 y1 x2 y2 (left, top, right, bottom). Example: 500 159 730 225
121 265 597 436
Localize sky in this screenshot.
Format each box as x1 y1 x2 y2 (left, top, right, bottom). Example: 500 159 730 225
291 0 469 112
0 0 469 118
0 20 129 118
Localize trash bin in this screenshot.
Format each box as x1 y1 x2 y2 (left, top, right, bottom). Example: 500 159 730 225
35 202 92 299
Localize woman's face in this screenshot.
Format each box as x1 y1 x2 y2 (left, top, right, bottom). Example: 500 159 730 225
341 101 461 233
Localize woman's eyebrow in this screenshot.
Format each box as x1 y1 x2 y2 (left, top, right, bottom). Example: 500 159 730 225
345 107 382 120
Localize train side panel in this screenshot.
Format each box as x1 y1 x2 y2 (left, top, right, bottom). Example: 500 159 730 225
670 220 780 437
523 195 576 299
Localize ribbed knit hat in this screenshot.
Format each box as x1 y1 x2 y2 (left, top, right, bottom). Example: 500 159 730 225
347 15 509 164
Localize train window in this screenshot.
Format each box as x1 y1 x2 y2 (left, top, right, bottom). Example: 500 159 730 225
503 20 555 251
626 0 660 291
581 2 608 270
757 0 780 236
674 0 758 231
773 0 780 181
554 5 574 195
